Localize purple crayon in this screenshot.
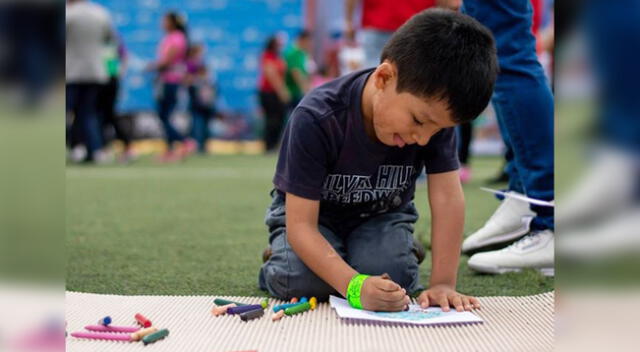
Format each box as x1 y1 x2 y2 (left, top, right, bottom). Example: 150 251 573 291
227 304 263 315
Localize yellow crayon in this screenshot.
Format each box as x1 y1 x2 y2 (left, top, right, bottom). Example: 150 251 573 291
131 327 158 341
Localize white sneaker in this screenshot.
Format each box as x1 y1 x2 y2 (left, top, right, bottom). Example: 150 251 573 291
467 230 555 276
558 208 640 260
556 147 637 228
462 193 535 253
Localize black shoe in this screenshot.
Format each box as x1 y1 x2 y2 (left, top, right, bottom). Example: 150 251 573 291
412 237 426 265
262 246 272 263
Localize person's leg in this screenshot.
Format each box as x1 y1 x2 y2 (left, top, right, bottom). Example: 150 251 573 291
495 110 523 193
106 78 131 148
157 83 183 150
66 84 80 148
360 29 393 69
259 192 346 301
76 83 103 161
345 203 424 295
188 86 208 153
464 0 554 231
261 91 284 151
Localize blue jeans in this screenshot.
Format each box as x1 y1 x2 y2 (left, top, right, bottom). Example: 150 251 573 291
360 29 393 69
584 0 640 155
66 83 102 159
188 85 212 153
258 192 423 301
464 0 554 231
157 83 184 149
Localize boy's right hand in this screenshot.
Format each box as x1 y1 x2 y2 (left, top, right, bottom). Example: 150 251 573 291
360 273 410 312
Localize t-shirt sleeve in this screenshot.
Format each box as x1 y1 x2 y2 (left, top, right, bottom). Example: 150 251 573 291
422 127 460 174
273 108 330 200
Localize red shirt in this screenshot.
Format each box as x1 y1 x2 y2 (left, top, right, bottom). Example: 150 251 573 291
259 51 286 93
361 0 436 32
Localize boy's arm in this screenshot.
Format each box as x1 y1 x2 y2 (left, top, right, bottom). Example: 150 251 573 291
428 170 464 288
286 192 409 311
417 170 481 311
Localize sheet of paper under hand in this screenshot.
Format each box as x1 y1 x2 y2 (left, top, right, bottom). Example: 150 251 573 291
329 296 483 325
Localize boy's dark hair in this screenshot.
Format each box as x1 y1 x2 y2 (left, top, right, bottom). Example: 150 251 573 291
380 9 498 124
265 35 279 53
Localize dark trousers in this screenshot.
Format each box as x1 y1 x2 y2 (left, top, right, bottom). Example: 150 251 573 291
259 91 286 151
66 83 102 160
259 192 423 301
157 83 184 149
188 85 213 153
98 77 131 148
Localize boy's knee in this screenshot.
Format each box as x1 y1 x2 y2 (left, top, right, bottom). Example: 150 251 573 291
261 261 336 301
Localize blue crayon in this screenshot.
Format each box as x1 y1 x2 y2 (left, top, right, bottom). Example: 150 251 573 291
227 304 263 315
273 302 304 313
300 297 308 303
97 316 111 326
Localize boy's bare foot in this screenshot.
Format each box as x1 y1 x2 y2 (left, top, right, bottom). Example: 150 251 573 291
262 246 272 263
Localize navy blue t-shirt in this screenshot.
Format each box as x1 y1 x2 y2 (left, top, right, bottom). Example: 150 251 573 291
273 69 459 220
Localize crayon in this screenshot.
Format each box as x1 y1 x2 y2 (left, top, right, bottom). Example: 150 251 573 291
271 310 285 321
239 307 264 321
227 304 263 315
71 331 132 341
84 325 139 333
142 328 169 345
272 302 303 312
131 327 158 341
214 298 248 306
212 303 236 316
284 302 311 316
134 313 152 328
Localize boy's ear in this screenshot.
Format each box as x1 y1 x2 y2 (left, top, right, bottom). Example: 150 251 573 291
374 61 397 90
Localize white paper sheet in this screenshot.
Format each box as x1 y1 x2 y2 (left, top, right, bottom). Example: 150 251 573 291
329 295 483 325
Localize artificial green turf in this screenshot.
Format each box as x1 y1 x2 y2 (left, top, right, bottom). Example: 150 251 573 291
66 153 553 297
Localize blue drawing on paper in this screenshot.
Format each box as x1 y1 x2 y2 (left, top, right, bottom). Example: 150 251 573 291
367 308 443 321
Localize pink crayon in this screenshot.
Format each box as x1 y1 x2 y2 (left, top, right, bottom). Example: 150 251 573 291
84 325 140 333
71 331 132 341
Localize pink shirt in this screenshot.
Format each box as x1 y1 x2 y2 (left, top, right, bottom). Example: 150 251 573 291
157 31 187 83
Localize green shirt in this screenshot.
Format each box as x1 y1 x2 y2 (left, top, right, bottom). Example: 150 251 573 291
284 44 308 101
103 44 120 78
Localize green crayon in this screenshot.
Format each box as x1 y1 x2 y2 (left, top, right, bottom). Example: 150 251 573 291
214 298 248 306
284 302 311 316
142 328 169 345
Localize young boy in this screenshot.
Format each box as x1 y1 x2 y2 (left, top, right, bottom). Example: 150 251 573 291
259 9 497 312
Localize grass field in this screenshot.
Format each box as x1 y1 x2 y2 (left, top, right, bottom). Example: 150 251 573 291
66 153 553 297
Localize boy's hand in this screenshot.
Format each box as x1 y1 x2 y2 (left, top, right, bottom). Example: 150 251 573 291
417 284 480 312
360 273 410 312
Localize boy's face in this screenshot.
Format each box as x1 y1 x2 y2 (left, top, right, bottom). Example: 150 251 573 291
369 62 457 148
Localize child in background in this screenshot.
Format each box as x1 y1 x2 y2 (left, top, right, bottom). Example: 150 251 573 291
184 44 215 154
